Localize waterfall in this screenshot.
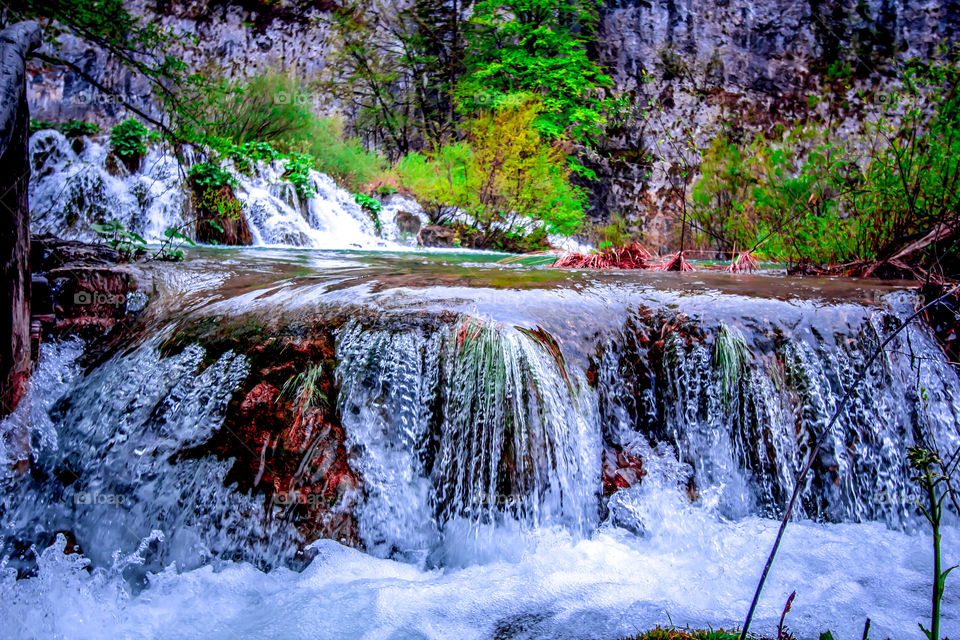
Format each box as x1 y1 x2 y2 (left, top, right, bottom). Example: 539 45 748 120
335 316 601 565
27 130 427 250
1 255 958 638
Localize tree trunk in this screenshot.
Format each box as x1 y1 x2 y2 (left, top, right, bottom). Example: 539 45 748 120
0 21 41 418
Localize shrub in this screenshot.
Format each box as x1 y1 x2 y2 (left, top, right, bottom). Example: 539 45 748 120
394 144 472 225
59 119 101 138
29 119 55 134
353 193 383 234
188 162 237 190
282 153 316 199
280 117 386 191
110 118 149 162
395 99 585 247
461 98 585 239
178 69 314 146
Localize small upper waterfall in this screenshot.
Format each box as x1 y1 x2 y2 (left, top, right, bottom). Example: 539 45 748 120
27 130 426 250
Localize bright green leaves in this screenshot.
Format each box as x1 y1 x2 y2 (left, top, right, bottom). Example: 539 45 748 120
109 119 149 162
459 0 615 147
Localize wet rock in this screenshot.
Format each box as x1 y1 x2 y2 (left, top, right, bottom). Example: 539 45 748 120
602 446 647 497
29 235 141 343
103 151 128 178
176 326 362 549
190 183 253 246
394 210 421 235
418 224 457 248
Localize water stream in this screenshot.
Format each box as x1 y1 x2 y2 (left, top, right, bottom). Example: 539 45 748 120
1 249 958 639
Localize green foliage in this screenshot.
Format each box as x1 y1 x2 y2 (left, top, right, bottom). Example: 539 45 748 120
282 153 316 199
353 193 383 234
688 50 960 270
463 99 585 237
353 193 382 214
178 70 315 146
625 627 740 640
459 0 616 146
908 446 957 640
109 118 149 161
156 226 195 261
59 119 101 138
188 163 237 190
90 219 146 259
394 143 472 224
396 99 585 245
281 117 386 192
324 1 465 154
29 119 55 134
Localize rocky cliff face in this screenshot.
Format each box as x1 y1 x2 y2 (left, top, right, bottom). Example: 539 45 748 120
20 0 960 249
587 0 960 246
27 0 337 127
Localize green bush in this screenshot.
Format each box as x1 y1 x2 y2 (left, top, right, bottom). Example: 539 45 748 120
59 119 101 138
353 193 383 234
188 162 237 190
282 153 316 199
395 98 585 247
29 119 55 134
110 118 149 161
394 144 472 224
179 70 314 146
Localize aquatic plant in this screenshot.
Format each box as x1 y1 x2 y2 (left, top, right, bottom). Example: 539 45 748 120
713 323 750 405
553 242 653 269
281 365 328 415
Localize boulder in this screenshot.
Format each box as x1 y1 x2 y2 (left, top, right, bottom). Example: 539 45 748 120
394 210 421 235
418 224 457 248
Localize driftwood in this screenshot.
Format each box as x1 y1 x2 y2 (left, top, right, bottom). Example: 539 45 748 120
789 217 960 282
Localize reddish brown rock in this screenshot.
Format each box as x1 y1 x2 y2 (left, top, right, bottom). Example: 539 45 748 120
183 330 362 548
602 446 647 497
191 183 253 246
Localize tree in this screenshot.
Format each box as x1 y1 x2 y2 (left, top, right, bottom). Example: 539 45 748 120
397 98 585 244
458 0 614 147
323 0 470 157
4 0 199 136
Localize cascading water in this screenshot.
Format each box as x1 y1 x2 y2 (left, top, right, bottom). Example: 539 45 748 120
335 316 600 565
28 130 427 249
0 253 957 639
